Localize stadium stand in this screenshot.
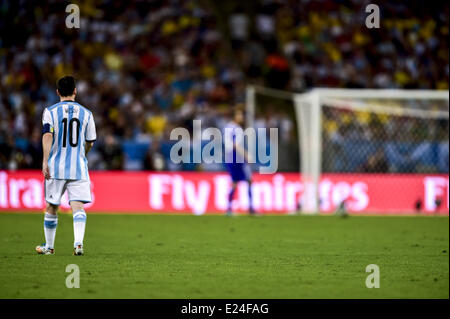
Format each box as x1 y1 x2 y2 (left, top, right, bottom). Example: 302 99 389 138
0 0 448 172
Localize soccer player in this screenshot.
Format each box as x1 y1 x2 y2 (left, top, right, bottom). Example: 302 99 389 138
223 108 255 216
35 76 96 256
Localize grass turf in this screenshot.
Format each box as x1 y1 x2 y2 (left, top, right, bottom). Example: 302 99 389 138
0 213 448 299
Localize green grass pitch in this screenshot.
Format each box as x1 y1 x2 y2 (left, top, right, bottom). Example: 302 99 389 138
0 213 448 299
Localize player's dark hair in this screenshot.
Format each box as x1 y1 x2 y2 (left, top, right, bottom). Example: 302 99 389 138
56 76 76 97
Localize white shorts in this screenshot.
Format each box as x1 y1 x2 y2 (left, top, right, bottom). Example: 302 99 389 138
45 179 92 205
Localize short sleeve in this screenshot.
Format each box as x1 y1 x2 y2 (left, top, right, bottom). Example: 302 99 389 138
42 108 53 134
85 113 97 142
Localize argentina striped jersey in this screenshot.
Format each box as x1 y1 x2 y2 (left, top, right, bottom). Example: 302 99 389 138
42 101 96 180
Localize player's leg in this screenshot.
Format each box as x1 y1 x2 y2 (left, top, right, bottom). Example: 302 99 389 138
70 200 87 255
67 179 91 255
225 162 238 216
36 202 59 254
244 164 255 215
227 181 237 216
247 178 254 215
36 179 65 254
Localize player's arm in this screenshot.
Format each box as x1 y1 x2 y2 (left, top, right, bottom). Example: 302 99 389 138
42 133 53 179
42 109 53 180
85 141 94 156
85 113 96 156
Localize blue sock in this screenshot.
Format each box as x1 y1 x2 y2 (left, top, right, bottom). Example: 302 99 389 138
228 187 236 211
248 184 253 213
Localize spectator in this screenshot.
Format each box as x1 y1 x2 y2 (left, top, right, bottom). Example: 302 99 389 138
229 6 250 50
97 134 124 170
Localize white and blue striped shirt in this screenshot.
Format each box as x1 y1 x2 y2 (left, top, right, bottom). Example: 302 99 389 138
42 101 96 180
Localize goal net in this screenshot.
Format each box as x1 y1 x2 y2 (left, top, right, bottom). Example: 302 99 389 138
246 86 449 214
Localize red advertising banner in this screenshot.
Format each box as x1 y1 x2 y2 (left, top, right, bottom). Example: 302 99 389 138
0 170 448 215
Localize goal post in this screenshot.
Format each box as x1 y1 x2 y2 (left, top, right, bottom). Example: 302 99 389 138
294 91 322 213
246 85 449 214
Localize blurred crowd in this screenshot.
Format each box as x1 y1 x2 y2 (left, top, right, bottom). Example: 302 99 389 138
0 0 448 172
322 106 449 173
